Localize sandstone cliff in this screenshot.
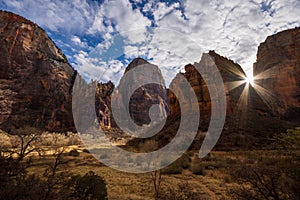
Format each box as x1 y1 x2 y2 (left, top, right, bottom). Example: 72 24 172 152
169 51 246 131
0 11 76 132
116 58 169 128
1 10 299 147
253 27 300 121
168 28 300 147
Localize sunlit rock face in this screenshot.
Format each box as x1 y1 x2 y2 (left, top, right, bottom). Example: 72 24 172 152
254 28 300 121
0 11 76 132
95 81 115 128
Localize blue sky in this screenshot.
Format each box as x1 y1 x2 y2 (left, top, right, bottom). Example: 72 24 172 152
0 0 299 85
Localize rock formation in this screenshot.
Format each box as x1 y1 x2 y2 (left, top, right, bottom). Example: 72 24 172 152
169 51 246 131
116 58 169 128
0 11 76 132
169 28 300 148
0 11 169 134
0 10 299 147
253 27 300 121
95 81 114 128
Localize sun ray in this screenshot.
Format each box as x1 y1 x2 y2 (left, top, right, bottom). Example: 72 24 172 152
252 83 278 110
233 82 250 137
223 64 247 79
244 76 254 86
254 65 280 80
226 80 246 91
236 82 250 113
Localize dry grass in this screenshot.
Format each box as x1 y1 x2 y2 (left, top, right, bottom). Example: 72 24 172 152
2 129 287 200
27 149 244 200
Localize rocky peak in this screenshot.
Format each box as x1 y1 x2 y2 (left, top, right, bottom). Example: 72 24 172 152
169 51 247 130
124 57 149 74
117 58 168 127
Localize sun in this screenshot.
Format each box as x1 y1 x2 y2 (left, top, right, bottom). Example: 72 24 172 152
244 75 254 86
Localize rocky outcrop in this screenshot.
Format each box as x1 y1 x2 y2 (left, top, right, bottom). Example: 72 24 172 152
116 58 169 128
74 58 169 132
1 10 299 147
95 81 114 128
253 28 300 121
169 51 246 131
168 27 300 148
0 11 76 132
0 11 169 136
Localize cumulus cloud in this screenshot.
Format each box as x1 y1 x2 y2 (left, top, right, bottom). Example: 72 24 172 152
2 0 99 34
73 50 125 84
1 0 299 85
88 0 151 44
177 0 300 77
71 36 89 48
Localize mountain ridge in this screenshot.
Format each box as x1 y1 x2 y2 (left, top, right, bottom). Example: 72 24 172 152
0 11 299 149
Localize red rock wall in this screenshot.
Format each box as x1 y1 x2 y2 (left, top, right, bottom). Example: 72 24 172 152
168 51 246 131
118 58 169 127
254 28 300 120
0 11 76 132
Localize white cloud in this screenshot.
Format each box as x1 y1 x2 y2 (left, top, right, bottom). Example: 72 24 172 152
73 50 126 84
88 0 151 44
175 0 300 78
153 2 181 22
2 0 299 86
2 0 98 34
71 36 88 48
84 0 300 85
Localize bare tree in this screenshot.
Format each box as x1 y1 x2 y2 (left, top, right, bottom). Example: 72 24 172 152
230 128 300 200
141 139 165 200
42 134 70 200
9 126 42 161
150 170 163 200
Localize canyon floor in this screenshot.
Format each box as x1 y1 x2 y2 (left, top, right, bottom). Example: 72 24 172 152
1 130 299 200
27 145 297 200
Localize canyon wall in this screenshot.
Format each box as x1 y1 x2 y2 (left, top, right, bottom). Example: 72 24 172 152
0 11 76 132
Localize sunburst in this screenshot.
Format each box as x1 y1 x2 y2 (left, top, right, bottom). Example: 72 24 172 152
225 63 278 137
226 64 278 110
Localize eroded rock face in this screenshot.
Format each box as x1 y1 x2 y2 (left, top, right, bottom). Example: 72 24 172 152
168 33 300 148
0 11 76 132
95 81 114 128
254 28 300 121
117 58 169 127
169 51 246 131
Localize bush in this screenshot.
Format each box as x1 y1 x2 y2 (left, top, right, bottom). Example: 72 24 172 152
162 161 183 174
69 149 80 157
177 153 190 169
83 149 90 153
190 157 205 175
67 171 108 200
159 182 201 200
228 128 300 200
